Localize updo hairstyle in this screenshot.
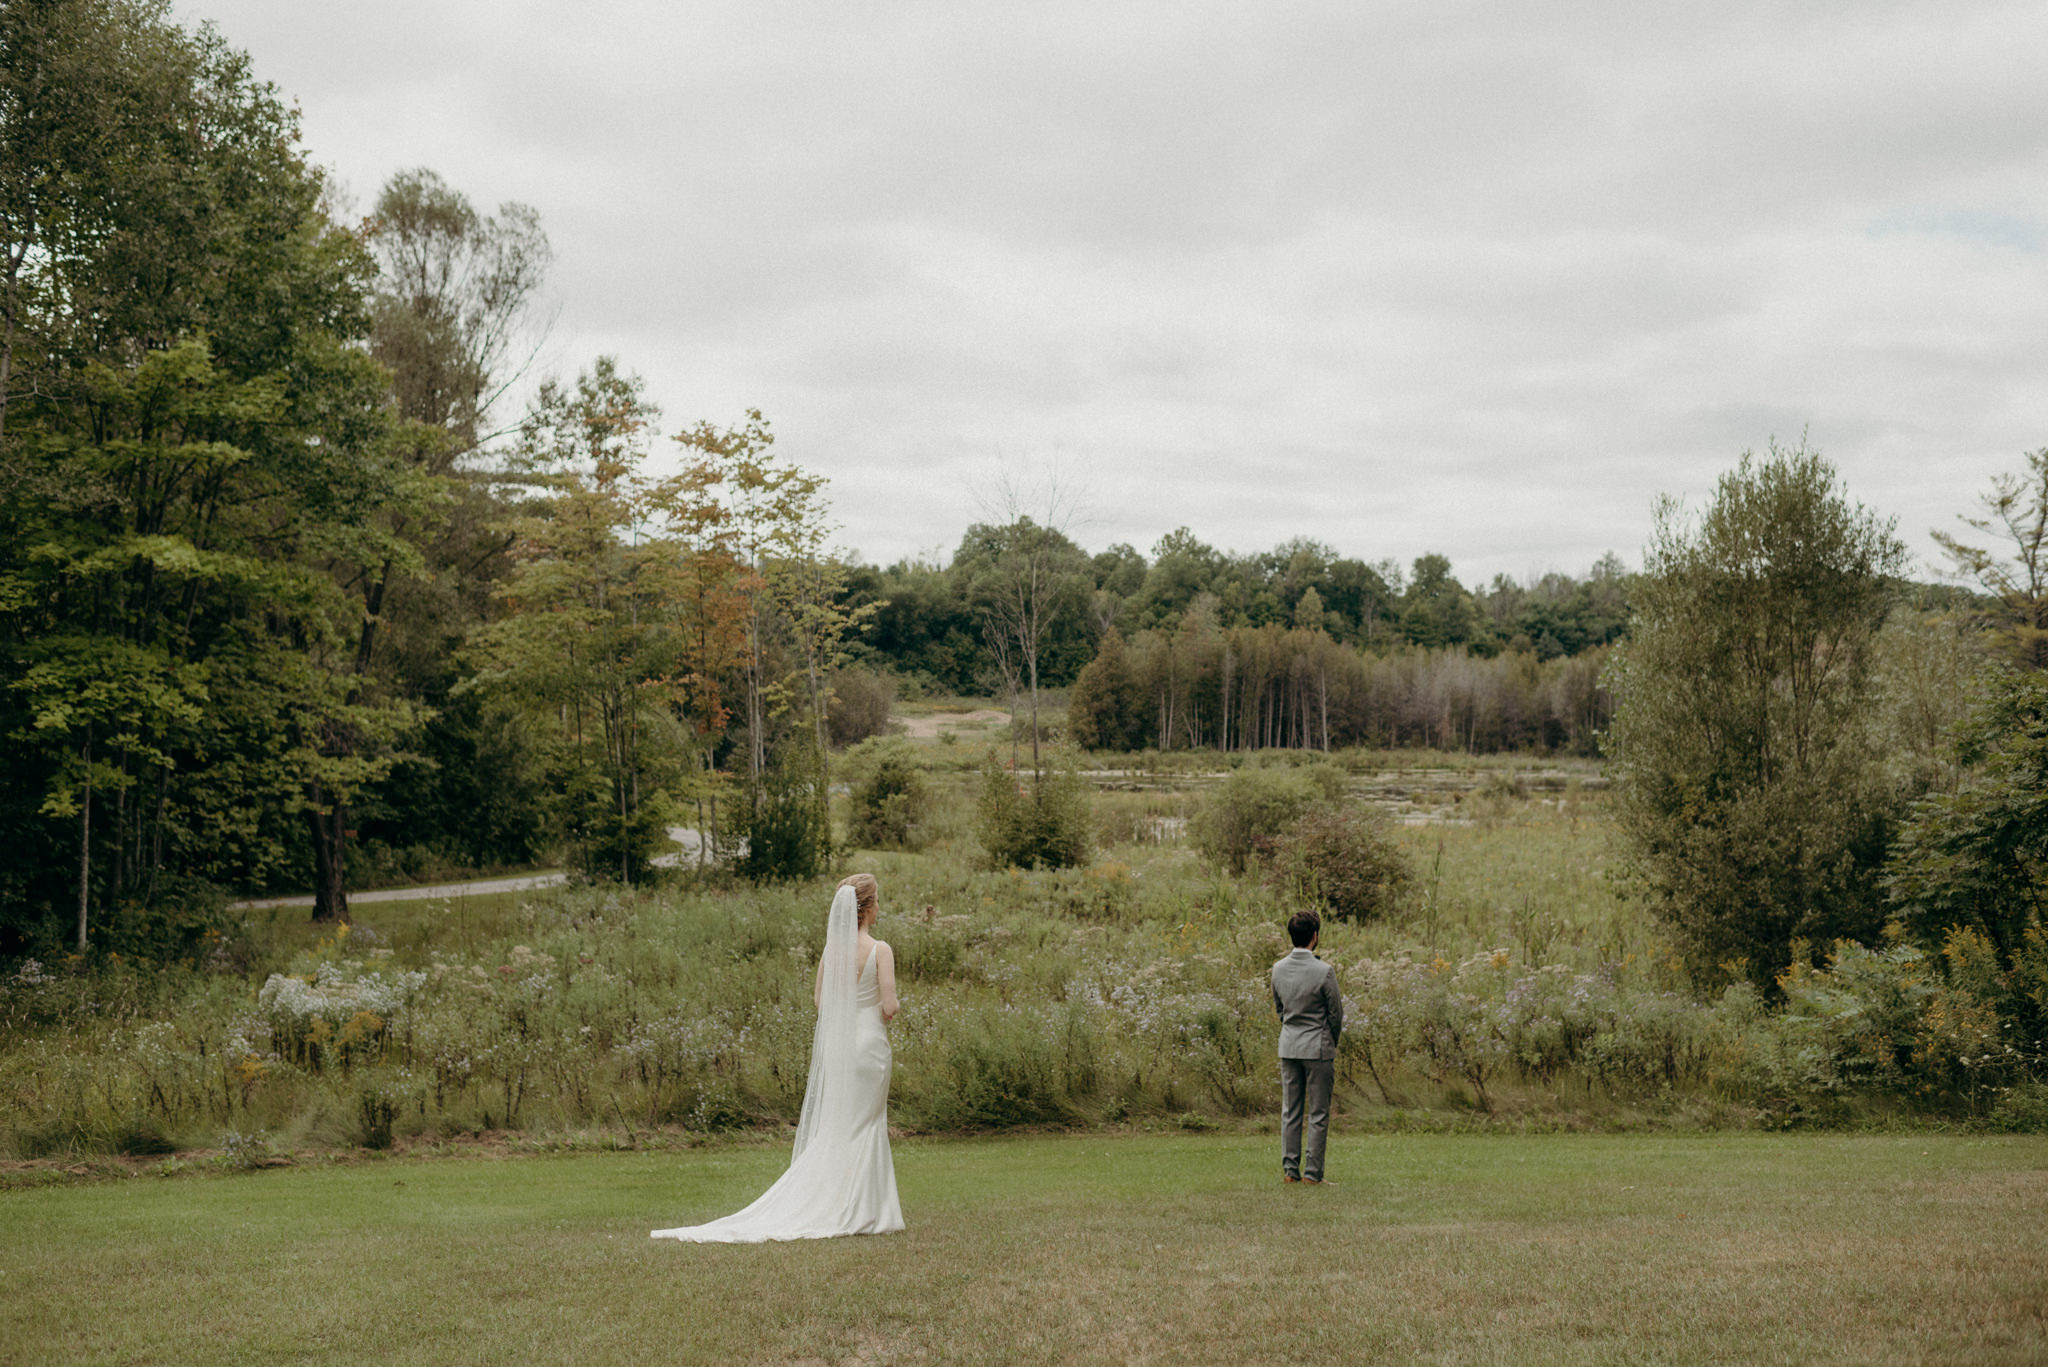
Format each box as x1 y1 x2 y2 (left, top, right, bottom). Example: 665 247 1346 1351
838 873 879 926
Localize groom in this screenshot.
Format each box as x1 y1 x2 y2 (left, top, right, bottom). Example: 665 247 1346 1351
1271 909 1343 1184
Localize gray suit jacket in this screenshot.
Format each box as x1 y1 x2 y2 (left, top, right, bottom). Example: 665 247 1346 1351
1271 948 1343 1060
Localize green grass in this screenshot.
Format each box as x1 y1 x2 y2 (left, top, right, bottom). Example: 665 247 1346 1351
5 1132 2045 1365
242 890 537 961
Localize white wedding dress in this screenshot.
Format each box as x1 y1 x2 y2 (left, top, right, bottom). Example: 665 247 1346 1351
652 885 903 1242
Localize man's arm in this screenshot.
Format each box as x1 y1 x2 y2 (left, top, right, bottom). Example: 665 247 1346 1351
1323 967 1344 1044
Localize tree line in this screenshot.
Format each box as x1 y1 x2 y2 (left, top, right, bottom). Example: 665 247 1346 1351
1067 625 1611 756
846 526 1632 700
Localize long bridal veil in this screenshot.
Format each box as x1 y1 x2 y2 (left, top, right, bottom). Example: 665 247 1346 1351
792 883 862 1162
651 883 903 1242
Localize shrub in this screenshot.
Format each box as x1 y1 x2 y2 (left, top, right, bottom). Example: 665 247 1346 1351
1269 802 1412 921
1190 764 1344 873
828 666 897 747
842 738 930 850
1988 1080 2048 1133
737 748 831 882
357 1085 398 1149
560 766 672 884
915 1017 1077 1129
976 756 1091 870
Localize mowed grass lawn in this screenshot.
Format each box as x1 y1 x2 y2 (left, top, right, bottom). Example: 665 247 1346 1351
4 1133 2046 1366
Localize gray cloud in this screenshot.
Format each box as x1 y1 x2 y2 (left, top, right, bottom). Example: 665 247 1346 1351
182 0 2047 581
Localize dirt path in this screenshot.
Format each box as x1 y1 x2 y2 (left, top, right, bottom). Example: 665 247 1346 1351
896 708 1008 738
230 872 567 910
233 824 723 907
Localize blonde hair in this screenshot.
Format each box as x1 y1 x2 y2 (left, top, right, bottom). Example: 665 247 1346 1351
838 873 879 924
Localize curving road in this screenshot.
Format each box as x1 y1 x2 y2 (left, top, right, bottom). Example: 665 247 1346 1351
229 826 723 909
230 872 568 910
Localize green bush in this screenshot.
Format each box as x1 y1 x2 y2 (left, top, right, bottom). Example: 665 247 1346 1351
736 748 831 882
915 1018 1077 1129
976 756 1091 870
561 767 672 884
1269 802 1412 921
1987 1080 2048 1133
1190 764 1344 873
828 667 897 747
356 1085 398 1149
1887 667 2048 959
842 738 930 851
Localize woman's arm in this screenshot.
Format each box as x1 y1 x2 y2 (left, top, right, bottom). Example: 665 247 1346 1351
876 942 900 1023
814 954 824 1010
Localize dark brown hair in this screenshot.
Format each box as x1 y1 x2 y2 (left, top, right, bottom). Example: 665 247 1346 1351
838 873 879 923
1286 909 1321 948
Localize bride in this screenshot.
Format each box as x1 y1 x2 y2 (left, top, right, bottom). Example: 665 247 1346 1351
652 873 904 1242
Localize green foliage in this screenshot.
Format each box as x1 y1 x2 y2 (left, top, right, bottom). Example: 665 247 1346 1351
911 1016 1077 1129
1759 925 2048 1116
1190 764 1343 874
1269 803 1413 922
1401 553 1488 651
1887 668 2048 957
1066 626 1147 750
1604 442 1911 985
975 756 1092 870
1932 447 2048 669
842 738 930 851
0 0 443 939
357 1084 399 1149
736 748 831 883
1987 1079 2048 1132
560 769 673 886
827 666 896 747
466 359 722 885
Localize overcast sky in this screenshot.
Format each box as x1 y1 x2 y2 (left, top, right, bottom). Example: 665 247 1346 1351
181 0 2046 584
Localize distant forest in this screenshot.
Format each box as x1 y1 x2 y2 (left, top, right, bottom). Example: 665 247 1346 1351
846 533 1630 696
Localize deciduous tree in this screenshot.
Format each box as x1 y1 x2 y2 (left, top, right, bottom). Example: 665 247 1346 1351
1604 442 1909 985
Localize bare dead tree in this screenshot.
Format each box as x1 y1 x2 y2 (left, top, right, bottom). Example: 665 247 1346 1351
974 464 1085 782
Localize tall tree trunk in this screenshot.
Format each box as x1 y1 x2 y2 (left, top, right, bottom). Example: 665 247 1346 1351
805 646 831 794
1320 668 1330 751
1219 648 1231 752
75 731 92 952
0 247 22 447
305 788 349 922
1027 655 1042 782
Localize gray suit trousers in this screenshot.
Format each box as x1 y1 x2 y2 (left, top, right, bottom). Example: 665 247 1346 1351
1279 1057 1334 1180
